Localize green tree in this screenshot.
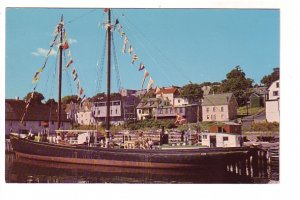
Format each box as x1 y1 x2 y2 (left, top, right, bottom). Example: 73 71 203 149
180 83 203 103
90 92 122 102
260 67 279 88
219 65 253 106
45 98 57 106
91 92 105 102
23 91 45 104
62 95 80 105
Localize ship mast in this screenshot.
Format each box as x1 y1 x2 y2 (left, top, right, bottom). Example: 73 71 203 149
57 15 63 129
106 9 111 136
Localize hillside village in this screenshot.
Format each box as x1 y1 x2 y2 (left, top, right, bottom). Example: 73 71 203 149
5 67 280 137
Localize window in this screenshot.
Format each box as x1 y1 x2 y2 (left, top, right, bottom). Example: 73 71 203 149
178 99 180 103
223 137 229 141
179 107 183 113
213 107 216 112
202 135 207 139
218 127 223 133
221 107 224 112
206 107 209 112
98 110 100 115
273 91 279 96
139 110 141 114
207 115 209 120
115 109 118 114
276 82 279 88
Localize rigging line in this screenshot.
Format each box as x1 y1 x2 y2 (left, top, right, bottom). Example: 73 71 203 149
43 52 59 100
48 53 58 124
116 10 189 85
111 32 123 92
114 10 175 87
96 31 107 94
67 9 98 24
98 31 108 94
94 23 104 95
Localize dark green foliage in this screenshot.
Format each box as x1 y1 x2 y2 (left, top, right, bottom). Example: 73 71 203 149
180 83 203 103
219 65 253 106
250 122 279 132
260 68 279 88
62 95 81 105
90 92 105 102
23 91 45 104
45 98 57 106
90 92 121 102
124 119 176 130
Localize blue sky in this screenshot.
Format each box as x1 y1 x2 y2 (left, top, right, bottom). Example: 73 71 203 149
5 8 279 100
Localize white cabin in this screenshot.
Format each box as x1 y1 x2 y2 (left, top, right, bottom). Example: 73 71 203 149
201 132 242 147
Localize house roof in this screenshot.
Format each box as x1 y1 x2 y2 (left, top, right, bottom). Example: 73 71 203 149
156 87 178 95
202 93 235 106
136 98 170 109
5 99 69 122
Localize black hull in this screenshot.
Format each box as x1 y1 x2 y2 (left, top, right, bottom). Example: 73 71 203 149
10 135 251 169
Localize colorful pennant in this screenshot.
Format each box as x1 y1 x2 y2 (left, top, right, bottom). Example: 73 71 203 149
147 77 154 92
138 63 145 71
131 54 138 64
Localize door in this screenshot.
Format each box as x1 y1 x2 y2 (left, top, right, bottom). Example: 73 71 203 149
210 135 216 147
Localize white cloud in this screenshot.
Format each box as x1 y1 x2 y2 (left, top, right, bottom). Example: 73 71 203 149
68 38 77 44
32 48 57 57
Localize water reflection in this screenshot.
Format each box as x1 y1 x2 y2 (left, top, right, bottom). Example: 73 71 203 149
6 153 275 184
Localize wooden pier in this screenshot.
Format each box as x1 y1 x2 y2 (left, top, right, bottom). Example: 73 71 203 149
224 147 269 181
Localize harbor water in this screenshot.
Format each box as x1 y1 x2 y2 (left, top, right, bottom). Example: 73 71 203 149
5 142 279 183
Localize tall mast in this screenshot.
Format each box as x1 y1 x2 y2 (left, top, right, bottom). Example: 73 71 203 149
57 15 63 129
106 9 111 133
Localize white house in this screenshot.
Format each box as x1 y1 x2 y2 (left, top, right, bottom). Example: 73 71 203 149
5 99 71 135
265 80 280 122
92 99 124 125
201 132 242 147
76 100 95 125
155 87 188 106
202 93 238 122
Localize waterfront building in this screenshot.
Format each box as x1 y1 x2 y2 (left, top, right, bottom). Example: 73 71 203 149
265 80 280 122
202 93 238 122
65 101 79 124
5 99 71 135
249 86 267 108
201 122 242 147
136 86 199 122
75 100 95 125
92 91 140 125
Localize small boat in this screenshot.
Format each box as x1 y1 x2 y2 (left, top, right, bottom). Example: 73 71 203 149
10 9 253 169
